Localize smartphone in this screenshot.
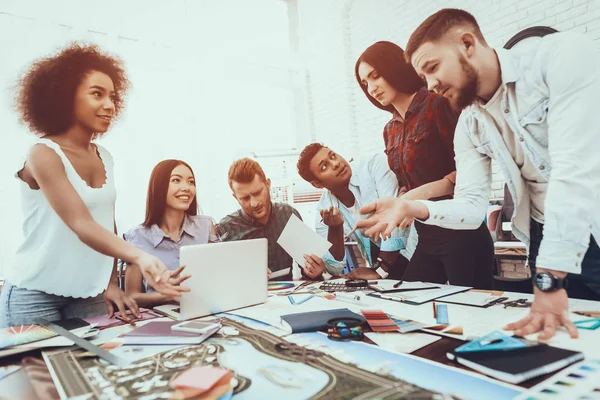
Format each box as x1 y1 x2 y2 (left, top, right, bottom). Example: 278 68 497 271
171 320 221 334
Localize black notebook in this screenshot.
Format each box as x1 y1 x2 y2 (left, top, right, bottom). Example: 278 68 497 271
280 308 365 334
447 345 584 384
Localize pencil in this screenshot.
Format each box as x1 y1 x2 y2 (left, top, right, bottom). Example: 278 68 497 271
344 212 375 240
574 311 600 318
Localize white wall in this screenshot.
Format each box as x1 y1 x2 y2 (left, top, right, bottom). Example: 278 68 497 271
0 0 299 275
2 0 600 276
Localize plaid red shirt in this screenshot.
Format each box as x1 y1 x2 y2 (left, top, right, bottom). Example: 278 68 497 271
383 88 458 200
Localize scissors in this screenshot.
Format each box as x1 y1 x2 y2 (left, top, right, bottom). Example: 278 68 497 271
574 318 600 330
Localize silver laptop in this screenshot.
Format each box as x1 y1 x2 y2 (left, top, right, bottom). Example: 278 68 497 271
154 238 268 321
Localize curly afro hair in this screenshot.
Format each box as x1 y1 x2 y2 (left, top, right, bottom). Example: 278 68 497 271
16 42 130 138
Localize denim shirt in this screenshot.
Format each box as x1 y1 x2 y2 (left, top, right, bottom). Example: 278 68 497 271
315 153 413 274
419 31 600 275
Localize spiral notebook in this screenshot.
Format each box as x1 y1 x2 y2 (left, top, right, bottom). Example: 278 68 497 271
447 345 584 384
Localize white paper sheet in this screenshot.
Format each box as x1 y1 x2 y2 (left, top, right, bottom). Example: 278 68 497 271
365 332 441 354
277 214 332 268
269 267 291 279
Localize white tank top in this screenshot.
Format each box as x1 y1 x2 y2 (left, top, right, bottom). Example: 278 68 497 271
9 139 116 298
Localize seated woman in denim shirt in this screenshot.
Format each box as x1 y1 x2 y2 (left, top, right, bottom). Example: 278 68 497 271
124 160 218 308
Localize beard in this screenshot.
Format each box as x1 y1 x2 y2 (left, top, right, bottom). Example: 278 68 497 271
450 56 478 111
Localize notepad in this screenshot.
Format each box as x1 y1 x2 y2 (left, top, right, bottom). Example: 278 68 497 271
447 345 584 384
280 308 365 334
123 321 219 345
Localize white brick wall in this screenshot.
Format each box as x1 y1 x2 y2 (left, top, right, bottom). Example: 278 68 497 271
297 0 600 200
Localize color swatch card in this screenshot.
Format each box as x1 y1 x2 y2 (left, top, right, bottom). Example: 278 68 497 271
267 282 296 292
361 310 399 332
0 318 92 349
0 324 56 349
516 360 600 400
390 317 429 333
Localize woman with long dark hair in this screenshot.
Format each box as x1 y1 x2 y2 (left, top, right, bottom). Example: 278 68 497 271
124 160 218 307
354 41 494 288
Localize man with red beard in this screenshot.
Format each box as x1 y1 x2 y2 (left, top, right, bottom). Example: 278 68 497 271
356 9 600 340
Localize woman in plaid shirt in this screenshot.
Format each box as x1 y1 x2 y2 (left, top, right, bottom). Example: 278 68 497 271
354 41 494 289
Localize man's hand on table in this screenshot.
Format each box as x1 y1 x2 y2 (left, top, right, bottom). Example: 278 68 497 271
505 287 578 340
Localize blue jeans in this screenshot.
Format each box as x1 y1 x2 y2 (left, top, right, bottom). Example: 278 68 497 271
0 282 107 328
529 219 600 300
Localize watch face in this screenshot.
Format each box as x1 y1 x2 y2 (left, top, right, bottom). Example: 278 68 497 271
535 272 555 291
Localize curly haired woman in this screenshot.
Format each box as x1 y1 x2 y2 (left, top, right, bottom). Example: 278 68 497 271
0 43 189 327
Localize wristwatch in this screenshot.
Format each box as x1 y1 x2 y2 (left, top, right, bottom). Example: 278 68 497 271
371 257 390 279
532 271 568 292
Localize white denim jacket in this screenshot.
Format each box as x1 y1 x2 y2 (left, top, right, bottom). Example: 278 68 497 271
418 31 600 274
